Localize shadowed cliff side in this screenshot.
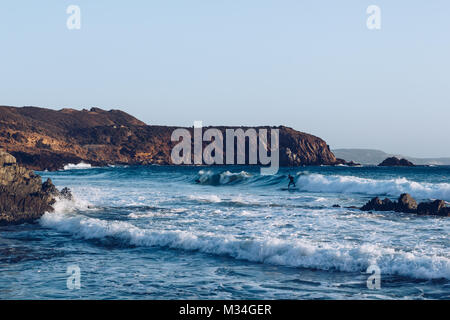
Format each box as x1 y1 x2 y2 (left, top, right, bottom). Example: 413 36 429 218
0 105 347 170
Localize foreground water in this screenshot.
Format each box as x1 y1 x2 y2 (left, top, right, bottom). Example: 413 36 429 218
0 165 449 299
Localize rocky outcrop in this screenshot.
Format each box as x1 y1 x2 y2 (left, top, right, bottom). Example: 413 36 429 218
0 149 71 225
378 157 415 167
361 193 449 217
0 105 349 170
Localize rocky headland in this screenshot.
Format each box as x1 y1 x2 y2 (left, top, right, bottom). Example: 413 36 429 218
0 105 349 171
0 149 71 225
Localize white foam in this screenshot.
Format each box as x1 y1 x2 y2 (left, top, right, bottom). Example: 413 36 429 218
63 162 93 170
188 194 222 203
297 174 450 201
40 209 450 280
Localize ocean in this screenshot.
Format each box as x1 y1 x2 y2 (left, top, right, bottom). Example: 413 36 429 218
0 165 449 299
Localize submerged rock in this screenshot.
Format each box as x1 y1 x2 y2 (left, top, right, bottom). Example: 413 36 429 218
0 149 72 225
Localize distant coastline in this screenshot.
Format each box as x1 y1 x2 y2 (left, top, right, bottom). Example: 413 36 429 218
333 148 450 166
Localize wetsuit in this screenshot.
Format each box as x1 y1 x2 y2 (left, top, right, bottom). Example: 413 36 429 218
288 175 296 189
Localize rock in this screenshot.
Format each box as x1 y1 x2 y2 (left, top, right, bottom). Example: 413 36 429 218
360 193 449 217
332 204 341 208
0 150 69 225
42 178 59 196
378 157 415 167
417 200 446 216
361 197 395 211
437 207 450 217
396 193 418 213
60 187 73 201
0 149 16 166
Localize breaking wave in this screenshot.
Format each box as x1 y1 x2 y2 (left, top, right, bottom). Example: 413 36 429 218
40 202 450 280
63 162 93 170
296 174 450 201
196 170 252 185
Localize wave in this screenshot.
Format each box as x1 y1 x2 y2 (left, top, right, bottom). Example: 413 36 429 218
40 207 450 280
297 174 450 201
194 169 450 201
63 162 93 170
196 170 252 185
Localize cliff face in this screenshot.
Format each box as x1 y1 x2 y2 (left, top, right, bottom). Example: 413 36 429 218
0 105 345 170
0 149 70 225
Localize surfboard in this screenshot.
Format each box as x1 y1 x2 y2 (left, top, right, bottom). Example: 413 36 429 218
281 187 299 191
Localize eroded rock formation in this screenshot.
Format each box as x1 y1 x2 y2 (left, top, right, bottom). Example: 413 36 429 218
0 149 71 225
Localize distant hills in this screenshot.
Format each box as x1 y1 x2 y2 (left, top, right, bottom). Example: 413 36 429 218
333 148 450 166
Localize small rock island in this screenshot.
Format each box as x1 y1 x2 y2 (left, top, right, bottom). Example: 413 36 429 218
378 157 415 167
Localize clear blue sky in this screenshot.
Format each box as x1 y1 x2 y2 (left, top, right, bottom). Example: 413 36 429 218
1 1 449 157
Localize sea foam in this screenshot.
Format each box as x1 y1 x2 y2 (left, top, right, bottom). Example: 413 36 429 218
40 208 450 280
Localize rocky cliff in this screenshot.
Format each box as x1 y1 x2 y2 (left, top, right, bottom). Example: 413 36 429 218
0 105 346 170
0 149 71 225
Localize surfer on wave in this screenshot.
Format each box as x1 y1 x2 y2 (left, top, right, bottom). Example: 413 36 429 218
288 174 296 190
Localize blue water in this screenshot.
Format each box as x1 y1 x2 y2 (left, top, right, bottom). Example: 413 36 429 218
0 165 449 299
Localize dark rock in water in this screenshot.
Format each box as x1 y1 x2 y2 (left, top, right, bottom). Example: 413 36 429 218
332 204 341 208
60 187 73 201
360 193 449 217
396 193 418 213
417 200 446 216
0 149 70 225
360 197 395 211
438 207 450 217
378 157 415 167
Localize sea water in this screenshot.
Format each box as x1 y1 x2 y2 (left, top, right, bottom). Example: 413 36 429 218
0 165 449 299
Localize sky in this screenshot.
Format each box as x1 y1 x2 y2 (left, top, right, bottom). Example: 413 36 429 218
0 1 449 157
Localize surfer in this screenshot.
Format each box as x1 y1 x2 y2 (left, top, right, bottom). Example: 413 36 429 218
287 174 296 189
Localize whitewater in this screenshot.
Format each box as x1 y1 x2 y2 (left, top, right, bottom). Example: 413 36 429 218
0 165 449 299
